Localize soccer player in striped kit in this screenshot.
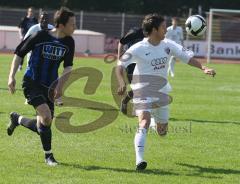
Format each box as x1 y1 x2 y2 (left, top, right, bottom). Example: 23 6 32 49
7 7 76 166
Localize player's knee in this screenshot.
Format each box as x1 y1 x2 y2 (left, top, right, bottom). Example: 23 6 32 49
41 113 52 125
139 119 150 129
139 112 151 129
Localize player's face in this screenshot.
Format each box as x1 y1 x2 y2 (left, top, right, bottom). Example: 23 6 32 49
27 8 34 17
157 21 167 39
62 16 76 36
40 13 49 30
172 19 177 26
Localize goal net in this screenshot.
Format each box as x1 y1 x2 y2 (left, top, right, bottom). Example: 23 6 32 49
207 9 240 63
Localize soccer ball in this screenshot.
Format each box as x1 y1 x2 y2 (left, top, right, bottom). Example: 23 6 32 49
185 15 207 37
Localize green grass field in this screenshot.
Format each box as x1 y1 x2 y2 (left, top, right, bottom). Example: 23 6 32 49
0 54 239 184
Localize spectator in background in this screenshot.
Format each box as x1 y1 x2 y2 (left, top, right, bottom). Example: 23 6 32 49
165 17 184 77
18 7 38 70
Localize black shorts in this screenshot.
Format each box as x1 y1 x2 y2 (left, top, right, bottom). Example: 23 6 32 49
126 63 136 83
22 76 54 118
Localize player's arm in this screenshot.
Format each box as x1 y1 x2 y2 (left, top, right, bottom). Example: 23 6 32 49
188 58 216 77
18 18 25 40
18 29 24 41
8 55 22 94
54 38 75 99
54 66 72 99
116 49 135 95
117 42 124 60
118 33 130 60
8 33 40 94
170 41 216 77
180 27 184 46
116 65 126 95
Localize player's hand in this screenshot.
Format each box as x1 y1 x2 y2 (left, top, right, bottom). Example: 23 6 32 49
202 66 216 77
8 77 16 94
117 81 126 96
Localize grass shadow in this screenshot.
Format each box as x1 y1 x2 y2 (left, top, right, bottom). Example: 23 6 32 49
177 163 240 178
170 118 240 125
60 162 179 176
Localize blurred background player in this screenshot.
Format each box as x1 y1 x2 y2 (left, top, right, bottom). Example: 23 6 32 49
24 11 54 41
23 11 54 68
117 27 144 114
116 14 216 170
165 17 184 77
7 7 76 166
18 7 38 71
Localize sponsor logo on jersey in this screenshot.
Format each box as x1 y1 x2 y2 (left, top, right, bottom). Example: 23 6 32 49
151 57 168 70
182 47 190 52
42 45 66 60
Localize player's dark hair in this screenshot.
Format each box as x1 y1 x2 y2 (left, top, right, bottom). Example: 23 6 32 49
142 14 165 36
54 7 75 28
171 17 179 22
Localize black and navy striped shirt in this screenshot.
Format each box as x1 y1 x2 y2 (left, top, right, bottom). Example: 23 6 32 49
15 30 75 87
120 27 145 49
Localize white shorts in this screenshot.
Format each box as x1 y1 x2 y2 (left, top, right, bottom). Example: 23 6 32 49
134 97 169 124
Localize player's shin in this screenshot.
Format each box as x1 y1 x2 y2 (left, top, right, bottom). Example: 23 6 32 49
134 127 147 165
18 116 38 133
37 123 52 157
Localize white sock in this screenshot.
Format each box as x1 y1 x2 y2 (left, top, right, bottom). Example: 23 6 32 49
134 127 147 165
150 118 156 129
18 116 23 125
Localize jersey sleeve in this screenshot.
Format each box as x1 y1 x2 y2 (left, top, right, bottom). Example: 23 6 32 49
14 31 44 58
63 37 75 68
169 40 194 63
117 46 137 68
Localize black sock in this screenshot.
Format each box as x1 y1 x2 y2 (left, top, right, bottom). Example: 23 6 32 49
19 118 38 133
38 124 52 156
45 153 53 159
123 90 133 104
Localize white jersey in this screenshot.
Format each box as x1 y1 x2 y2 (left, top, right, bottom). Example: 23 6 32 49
118 38 193 94
165 26 183 45
23 24 54 63
24 23 54 39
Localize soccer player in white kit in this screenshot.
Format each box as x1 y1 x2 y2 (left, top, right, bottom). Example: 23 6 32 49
165 17 184 77
116 14 216 171
20 11 54 69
